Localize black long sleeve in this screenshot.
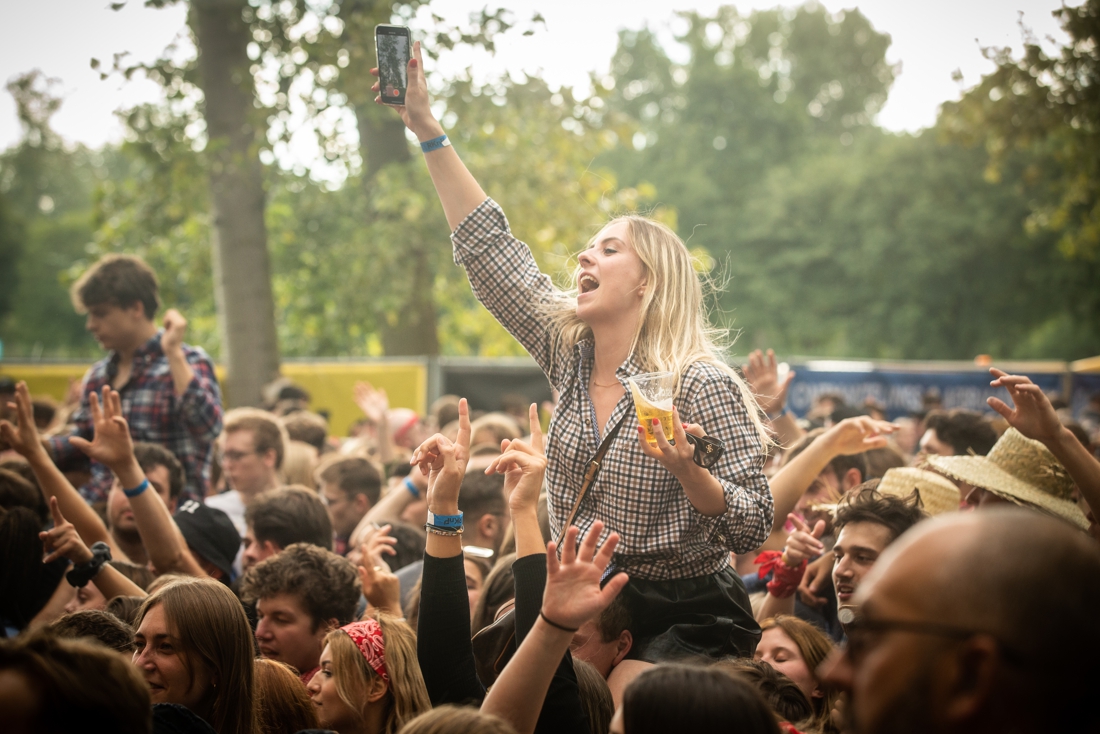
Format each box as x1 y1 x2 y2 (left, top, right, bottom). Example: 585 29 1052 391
512 554 591 734
417 553 486 705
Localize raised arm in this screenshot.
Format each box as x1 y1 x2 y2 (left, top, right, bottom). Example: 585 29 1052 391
744 349 803 447
988 367 1100 516
70 387 206 577
481 523 628 734
1 382 119 558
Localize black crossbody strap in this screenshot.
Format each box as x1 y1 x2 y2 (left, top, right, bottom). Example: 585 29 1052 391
555 413 629 546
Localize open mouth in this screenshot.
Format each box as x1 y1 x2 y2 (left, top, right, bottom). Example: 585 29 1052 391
579 274 600 294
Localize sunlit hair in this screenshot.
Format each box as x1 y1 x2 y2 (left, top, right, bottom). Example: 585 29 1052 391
760 615 838 728
254 658 319 734
398 705 517 734
134 577 256 734
545 215 770 446
324 614 430 734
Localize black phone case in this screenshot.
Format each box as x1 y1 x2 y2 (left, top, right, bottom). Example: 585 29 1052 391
376 26 411 106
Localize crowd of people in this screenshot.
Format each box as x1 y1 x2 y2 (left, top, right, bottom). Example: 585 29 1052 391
2 41 1100 734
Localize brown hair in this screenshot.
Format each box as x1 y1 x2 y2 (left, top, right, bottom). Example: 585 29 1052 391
317 455 383 506
70 253 160 319
574 658 614 734
0 466 48 525
784 428 868 485
133 441 186 501
712 658 812 725
224 408 289 469
246 485 333 551
834 484 926 544
0 631 151 734
281 442 319 488
280 411 329 453
761 615 838 727
241 543 360 630
254 658 320 734
325 614 430 734
398 705 518 734
134 578 256 734
49 609 134 653
924 409 998 456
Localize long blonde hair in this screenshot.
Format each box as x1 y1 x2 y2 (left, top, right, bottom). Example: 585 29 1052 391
546 215 770 446
325 614 430 734
135 577 257 734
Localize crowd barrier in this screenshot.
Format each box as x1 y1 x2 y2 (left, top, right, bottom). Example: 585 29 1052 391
3 355 1098 435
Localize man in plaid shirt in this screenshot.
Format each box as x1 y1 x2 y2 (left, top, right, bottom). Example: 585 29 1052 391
47 255 222 504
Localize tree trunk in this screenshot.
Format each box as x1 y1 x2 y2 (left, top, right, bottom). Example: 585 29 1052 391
340 2 441 356
189 0 280 406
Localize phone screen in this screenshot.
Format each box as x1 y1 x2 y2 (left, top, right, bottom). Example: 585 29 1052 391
376 26 410 106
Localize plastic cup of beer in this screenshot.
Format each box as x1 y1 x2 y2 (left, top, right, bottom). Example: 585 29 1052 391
627 371 677 445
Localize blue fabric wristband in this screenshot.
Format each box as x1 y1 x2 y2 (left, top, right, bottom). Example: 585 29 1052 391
123 478 149 498
426 510 463 529
419 134 450 153
403 476 420 499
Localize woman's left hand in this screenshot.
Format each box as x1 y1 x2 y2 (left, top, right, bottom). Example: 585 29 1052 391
636 406 708 479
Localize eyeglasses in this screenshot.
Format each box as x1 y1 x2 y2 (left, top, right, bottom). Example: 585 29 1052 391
219 449 261 463
684 433 725 469
839 607 1025 665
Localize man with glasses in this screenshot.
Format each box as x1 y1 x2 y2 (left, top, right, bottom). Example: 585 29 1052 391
207 407 287 545
821 508 1100 734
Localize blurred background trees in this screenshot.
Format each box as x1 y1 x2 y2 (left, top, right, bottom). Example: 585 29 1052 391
0 1 1096 373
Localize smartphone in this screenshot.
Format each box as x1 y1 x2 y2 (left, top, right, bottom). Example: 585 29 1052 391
375 24 412 106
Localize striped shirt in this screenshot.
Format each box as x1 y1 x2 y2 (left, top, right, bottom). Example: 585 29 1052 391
452 198 773 580
48 331 222 504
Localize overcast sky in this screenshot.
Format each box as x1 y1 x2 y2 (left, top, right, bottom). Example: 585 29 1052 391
0 0 1070 153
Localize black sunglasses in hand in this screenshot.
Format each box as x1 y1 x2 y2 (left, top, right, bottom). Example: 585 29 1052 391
683 432 725 469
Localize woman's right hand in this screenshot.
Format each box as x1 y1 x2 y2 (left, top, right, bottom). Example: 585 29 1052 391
411 398 470 514
372 40 443 141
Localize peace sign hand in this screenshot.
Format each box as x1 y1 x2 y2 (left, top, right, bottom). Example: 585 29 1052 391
40 497 94 565
68 387 135 474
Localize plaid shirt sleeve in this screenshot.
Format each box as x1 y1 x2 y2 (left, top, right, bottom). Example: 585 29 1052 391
680 364 774 554
175 347 222 441
451 198 571 386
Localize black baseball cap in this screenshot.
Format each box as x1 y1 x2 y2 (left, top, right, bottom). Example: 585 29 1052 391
174 500 241 579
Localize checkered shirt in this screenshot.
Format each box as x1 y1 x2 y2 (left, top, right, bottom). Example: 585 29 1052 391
452 198 773 580
48 331 223 504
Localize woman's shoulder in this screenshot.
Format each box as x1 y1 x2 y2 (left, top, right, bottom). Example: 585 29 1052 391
681 359 738 390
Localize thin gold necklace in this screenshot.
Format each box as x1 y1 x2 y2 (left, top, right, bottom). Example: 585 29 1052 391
591 379 621 388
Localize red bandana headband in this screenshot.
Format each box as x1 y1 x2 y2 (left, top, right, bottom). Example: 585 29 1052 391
340 619 389 682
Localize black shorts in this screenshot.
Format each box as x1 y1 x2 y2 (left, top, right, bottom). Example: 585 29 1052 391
618 566 761 662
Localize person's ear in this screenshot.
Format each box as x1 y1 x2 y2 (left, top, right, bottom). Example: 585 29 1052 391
261 539 281 558
262 448 278 470
477 513 498 543
316 617 340 643
612 630 633 668
353 493 371 515
366 673 390 703
842 468 863 491
943 635 999 722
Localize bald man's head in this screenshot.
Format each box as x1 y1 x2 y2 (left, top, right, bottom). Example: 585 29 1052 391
838 508 1100 733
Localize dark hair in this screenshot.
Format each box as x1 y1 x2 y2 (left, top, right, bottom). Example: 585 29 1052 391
622 664 780 734
595 592 632 644
49 609 134 653
458 471 506 520
317 455 383 506
246 485 333 551
386 521 426 572
31 398 57 429
280 411 329 453
241 542 360 630
863 445 907 480
471 552 517 633
132 442 185 502
0 466 48 526
924 409 998 456
0 506 67 630
429 395 462 433
833 484 927 543
574 658 614 734
106 595 145 627
0 631 151 734
70 253 160 320
712 658 813 725
785 428 867 485
107 560 157 592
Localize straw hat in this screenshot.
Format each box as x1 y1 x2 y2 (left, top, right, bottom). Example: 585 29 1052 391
877 467 961 516
928 428 1089 530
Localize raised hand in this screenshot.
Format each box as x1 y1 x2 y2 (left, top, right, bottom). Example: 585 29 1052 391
371 41 440 139
354 381 389 426
359 523 398 567
744 349 795 417
823 416 897 456
542 522 629 631
783 514 826 566
485 403 547 515
40 497 93 565
797 550 834 609
0 381 48 461
411 398 470 513
987 368 1063 444
358 558 402 617
68 387 135 473
161 308 188 354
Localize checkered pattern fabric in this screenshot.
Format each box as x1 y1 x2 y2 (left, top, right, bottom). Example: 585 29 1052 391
453 199 773 580
48 331 222 504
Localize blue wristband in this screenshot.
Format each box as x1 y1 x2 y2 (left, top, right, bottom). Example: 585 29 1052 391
419 134 451 153
426 510 463 529
123 478 149 498
403 476 420 499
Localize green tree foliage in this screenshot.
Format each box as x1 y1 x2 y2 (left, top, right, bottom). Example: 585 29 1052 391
941 0 1100 261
